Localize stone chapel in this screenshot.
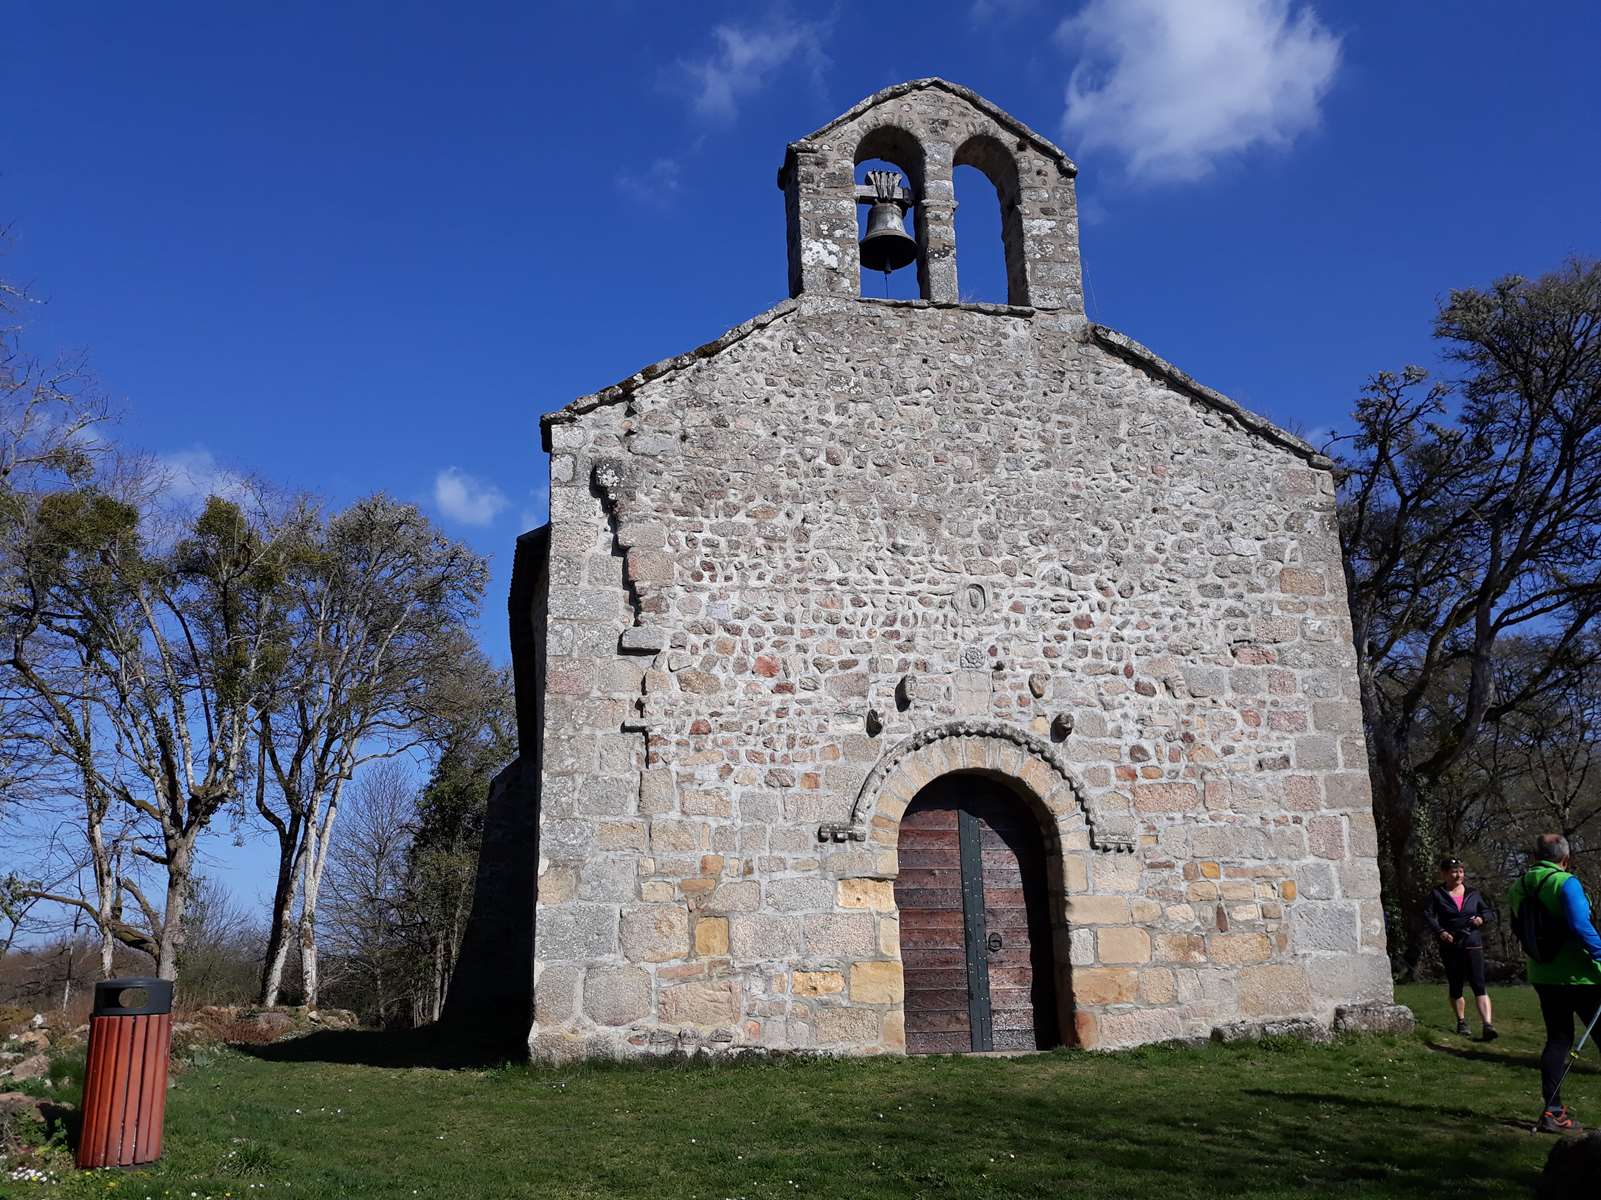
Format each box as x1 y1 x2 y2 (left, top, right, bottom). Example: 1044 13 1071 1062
442 79 1406 1061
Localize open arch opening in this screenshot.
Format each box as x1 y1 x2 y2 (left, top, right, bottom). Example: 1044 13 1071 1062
954 135 1028 306
895 771 1067 1053
854 125 926 301
953 164 1007 305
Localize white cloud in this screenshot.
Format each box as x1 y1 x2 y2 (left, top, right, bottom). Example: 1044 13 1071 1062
645 157 682 194
677 15 828 122
155 447 248 504
433 467 509 527
619 157 684 207
1060 0 1341 183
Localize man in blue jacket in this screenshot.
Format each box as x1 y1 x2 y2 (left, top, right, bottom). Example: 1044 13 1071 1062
1508 834 1601 1134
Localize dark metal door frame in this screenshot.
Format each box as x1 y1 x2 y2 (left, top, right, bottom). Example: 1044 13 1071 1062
957 806 994 1052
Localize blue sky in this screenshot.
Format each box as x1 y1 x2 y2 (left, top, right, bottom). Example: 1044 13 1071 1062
6 1 1598 913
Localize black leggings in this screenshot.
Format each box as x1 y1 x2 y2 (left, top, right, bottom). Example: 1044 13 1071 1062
1534 984 1601 1108
1442 944 1487 999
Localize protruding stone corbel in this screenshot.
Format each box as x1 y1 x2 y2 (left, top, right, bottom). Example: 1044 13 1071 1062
817 823 867 844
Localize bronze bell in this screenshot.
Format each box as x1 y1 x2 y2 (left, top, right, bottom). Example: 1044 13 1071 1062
859 170 917 274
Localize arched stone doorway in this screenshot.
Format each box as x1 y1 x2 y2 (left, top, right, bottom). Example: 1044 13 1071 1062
896 772 1063 1053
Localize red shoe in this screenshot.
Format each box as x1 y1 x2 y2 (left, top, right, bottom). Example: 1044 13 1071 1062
1538 1106 1582 1134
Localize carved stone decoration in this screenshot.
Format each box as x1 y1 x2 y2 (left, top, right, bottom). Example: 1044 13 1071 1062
833 718 1136 852
894 675 915 711
865 708 883 737
591 457 629 497
1051 712 1074 741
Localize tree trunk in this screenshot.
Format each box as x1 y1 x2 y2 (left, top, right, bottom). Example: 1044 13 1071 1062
60 941 75 1013
155 842 193 983
1368 736 1432 976
296 770 348 1010
258 836 303 1006
298 909 318 1008
89 810 117 980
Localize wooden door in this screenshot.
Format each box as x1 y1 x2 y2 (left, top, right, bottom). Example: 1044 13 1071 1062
895 775 1060 1054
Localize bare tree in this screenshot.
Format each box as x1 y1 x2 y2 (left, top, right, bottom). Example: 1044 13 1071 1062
322 760 415 1024
174 875 260 1006
1337 259 1601 967
1461 640 1601 875
401 657 514 1023
253 495 486 1007
0 255 110 494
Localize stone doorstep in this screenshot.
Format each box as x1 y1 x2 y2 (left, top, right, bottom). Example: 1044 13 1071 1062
1332 1001 1416 1036
1211 1017 1332 1046
958 1049 1052 1058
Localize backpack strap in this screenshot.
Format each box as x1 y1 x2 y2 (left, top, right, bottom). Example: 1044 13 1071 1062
1538 869 1572 903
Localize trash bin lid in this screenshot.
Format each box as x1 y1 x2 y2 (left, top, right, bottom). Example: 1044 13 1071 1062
92 977 175 1017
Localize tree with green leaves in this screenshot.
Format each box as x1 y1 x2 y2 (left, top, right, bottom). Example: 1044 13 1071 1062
1 261 111 818
1337 259 1601 969
5 484 295 979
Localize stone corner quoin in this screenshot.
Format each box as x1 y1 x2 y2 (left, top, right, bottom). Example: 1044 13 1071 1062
507 77 1392 1063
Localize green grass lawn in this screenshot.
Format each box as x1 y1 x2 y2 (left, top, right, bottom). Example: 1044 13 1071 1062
6 983 1590 1199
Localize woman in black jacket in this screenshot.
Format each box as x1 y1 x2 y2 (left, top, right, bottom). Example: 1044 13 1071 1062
1423 856 1498 1040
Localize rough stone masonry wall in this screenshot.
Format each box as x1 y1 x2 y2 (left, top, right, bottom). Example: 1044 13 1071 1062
529 297 1393 1062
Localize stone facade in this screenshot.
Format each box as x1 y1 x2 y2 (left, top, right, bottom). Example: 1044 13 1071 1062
483 79 1398 1061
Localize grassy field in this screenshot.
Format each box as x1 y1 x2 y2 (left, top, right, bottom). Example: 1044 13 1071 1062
3 983 1589 1199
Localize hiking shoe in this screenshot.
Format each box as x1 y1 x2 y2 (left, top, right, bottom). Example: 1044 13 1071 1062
1538 1107 1581 1134
1481 1024 1499 1042
1456 1018 1471 1036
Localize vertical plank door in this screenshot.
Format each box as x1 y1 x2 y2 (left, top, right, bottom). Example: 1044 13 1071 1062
896 780 972 1053
971 792 1061 1051
895 777 1060 1054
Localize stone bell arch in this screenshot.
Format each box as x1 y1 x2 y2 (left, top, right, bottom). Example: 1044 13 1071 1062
779 78 1085 310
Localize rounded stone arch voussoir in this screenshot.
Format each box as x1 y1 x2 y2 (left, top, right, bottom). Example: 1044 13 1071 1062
832 719 1136 853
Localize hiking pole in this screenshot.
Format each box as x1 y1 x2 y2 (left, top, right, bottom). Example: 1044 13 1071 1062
1535 1002 1601 1132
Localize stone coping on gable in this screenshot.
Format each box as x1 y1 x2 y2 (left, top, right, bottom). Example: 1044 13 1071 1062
776 77 1079 185
540 299 800 449
1087 324 1335 471
539 300 1336 475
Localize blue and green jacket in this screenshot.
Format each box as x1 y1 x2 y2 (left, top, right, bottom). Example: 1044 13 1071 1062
1508 861 1601 986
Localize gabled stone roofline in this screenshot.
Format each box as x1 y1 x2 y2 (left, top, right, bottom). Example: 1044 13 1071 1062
540 300 799 451
539 300 1333 473
539 295 1061 449
1087 324 1335 471
779 78 1078 183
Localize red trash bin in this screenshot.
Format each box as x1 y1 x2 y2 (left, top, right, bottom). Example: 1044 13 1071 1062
77 978 174 1169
